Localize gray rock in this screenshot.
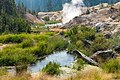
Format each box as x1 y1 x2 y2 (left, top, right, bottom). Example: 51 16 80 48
95 22 107 32
114 46 120 53
90 50 117 61
104 32 112 39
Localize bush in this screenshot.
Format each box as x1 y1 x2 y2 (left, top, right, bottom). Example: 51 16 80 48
0 43 2 46
0 33 68 67
72 59 85 70
47 20 58 24
0 34 24 43
48 36 68 50
21 39 34 48
102 59 120 73
78 26 96 41
42 62 61 75
68 43 77 51
90 34 109 52
0 48 36 66
36 23 45 26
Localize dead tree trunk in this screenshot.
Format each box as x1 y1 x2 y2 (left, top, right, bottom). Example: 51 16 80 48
72 50 99 66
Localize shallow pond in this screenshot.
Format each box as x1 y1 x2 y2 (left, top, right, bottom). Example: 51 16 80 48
28 50 75 73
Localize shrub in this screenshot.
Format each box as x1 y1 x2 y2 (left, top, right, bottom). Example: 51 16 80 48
36 23 45 26
21 39 34 48
42 62 61 75
90 34 109 52
0 48 36 66
0 34 24 43
47 20 58 24
48 36 68 50
107 33 120 48
68 43 77 51
66 25 96 47
72 59 85 70
0 43 2 46
102 59 120 73
78 26 96 41
76 40 84 49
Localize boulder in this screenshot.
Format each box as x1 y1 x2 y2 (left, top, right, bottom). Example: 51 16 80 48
104 32 112 39
83 39 92 47
95 22 107 32
114 46 120 53
90 50 117 62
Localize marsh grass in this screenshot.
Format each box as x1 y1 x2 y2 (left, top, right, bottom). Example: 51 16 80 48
0 33 68 67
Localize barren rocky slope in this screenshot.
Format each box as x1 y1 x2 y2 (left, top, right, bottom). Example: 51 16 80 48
65 2 120 35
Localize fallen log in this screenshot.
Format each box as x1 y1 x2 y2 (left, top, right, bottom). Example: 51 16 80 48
72 50 99 66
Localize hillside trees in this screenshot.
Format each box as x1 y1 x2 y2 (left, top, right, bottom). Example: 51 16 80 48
0 0 31 34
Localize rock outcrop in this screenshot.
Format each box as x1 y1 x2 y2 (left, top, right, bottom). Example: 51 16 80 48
24 12 44 24
90 50 117 61
115 46 120 53
64 2 120 35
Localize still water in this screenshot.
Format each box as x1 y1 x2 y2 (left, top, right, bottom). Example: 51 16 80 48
28 50 75 73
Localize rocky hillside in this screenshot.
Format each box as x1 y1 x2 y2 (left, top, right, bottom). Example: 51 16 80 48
65 2 120 35
24 12 44 24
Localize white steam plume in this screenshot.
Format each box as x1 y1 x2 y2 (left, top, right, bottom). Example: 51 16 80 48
62 0 84 24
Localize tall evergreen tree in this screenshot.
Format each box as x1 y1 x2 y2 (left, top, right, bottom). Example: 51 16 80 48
0 0 31 34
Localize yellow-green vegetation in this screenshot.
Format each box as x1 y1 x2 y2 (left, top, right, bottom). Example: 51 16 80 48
64 25 120 80
0 68 7 76
102 59 120 73
0 33 68 67
72 59 86 70
107 32 120 48
66 68 113 80
47 20 59 24
0 73 31 80
42 62 61 75
0 43 2 46
65 25 120 66
66 25 109 56
1 24 120 79
31 25 49 33
36 23 45 26
90 34 109 52
0 72 59 80
67 58 120 80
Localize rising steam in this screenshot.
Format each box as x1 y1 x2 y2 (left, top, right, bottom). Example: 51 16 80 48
62 0 84 24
